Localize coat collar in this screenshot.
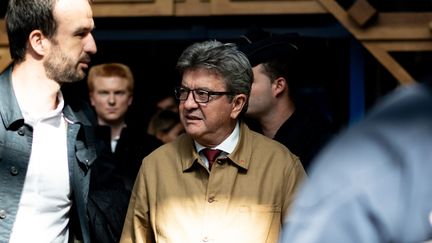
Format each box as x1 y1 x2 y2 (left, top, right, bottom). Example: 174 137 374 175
178 122 254 171
0 65 93 129
0 66 25 130
62 102 93 127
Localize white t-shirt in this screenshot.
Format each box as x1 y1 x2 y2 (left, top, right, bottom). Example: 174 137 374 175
10 92 71 243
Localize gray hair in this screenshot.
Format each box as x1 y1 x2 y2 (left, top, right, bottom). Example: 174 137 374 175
176 40 253 115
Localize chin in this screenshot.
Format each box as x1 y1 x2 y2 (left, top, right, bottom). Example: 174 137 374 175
184 127 202 138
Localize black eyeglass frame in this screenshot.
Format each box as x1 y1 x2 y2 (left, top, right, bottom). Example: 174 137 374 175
174 86 235 104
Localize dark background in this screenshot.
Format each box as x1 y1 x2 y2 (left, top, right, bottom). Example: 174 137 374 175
3 1 432 132
63 14 353 131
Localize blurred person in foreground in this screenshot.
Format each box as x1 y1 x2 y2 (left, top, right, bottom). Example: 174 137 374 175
239 29 334 172
281 80 432 242
120 40 306 243
0 0 97 242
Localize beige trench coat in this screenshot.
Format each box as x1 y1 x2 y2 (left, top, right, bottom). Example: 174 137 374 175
120 123 306 243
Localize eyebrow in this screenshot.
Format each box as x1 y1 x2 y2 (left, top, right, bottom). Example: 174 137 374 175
180 84 212 91
73 23 95 35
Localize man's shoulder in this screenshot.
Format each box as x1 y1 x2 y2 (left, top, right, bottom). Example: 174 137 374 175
144 133 192 160
139 134 194 176
241 125 300 166
245 124 291 152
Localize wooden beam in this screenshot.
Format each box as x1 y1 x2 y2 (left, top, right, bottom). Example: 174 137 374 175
317 1 432 40
93 0 155 2
174 0 211 16
363 42 416 85
211 0 327 15
318 0 432 85
367 41 432 52
92 0 173 17
0 19 8 45
356 13 432 40
0 19 12 72
347 0 377 27
0 47 12 73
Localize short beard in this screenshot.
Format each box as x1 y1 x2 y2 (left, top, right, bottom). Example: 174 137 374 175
44 45 85 84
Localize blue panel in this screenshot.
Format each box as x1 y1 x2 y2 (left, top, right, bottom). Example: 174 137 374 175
349 39 365 125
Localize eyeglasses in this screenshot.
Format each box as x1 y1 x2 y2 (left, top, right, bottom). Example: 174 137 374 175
174 86 234 104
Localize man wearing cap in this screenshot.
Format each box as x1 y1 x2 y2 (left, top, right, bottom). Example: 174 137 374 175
239 29 334 171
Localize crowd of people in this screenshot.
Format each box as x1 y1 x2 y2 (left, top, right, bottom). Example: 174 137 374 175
1 0 431 242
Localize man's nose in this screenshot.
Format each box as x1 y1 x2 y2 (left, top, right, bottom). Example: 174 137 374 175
108 94 115 105
183 91 198 108
85 33 97 55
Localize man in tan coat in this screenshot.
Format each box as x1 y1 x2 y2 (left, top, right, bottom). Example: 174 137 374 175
120 40 306 243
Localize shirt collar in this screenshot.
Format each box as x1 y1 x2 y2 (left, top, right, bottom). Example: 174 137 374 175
21 91 65 126
194 121 240 155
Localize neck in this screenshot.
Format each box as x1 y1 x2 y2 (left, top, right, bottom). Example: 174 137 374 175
99 119 126 140
11 62 61 117
196 120 237 148
259 99 295 139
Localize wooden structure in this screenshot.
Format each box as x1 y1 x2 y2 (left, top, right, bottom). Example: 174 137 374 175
1 0 432 85
0 19 9 72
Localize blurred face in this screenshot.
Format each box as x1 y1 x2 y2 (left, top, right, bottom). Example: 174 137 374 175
44 0 97 83
89 76 133 126
246 64 275 118
157 122 185 144
179 69 245 147
157 96 178 113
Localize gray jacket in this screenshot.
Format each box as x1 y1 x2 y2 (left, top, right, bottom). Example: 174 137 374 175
0 66 96 243
282 81 432 242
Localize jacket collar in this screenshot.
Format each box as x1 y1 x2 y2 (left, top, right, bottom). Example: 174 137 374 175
62 103 93 127
0 66 25 130
0 65 92 128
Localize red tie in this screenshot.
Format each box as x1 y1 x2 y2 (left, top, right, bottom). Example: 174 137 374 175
202 148 222 170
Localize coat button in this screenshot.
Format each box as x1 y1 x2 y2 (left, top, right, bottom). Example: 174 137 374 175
10 166 19 176
17 127 25 136
0 209 6 219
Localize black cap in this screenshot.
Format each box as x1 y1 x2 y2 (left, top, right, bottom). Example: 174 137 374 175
238 28 300 67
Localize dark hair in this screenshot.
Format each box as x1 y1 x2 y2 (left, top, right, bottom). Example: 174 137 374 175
148 110 181 136
238 29 300 99
6 0 57 62
262 57 298 98
176 40 253 115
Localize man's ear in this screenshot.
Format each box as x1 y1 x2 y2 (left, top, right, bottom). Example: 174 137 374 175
155 131 164 142
230 94 247 119
273 77 287 97
28 30 48 56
